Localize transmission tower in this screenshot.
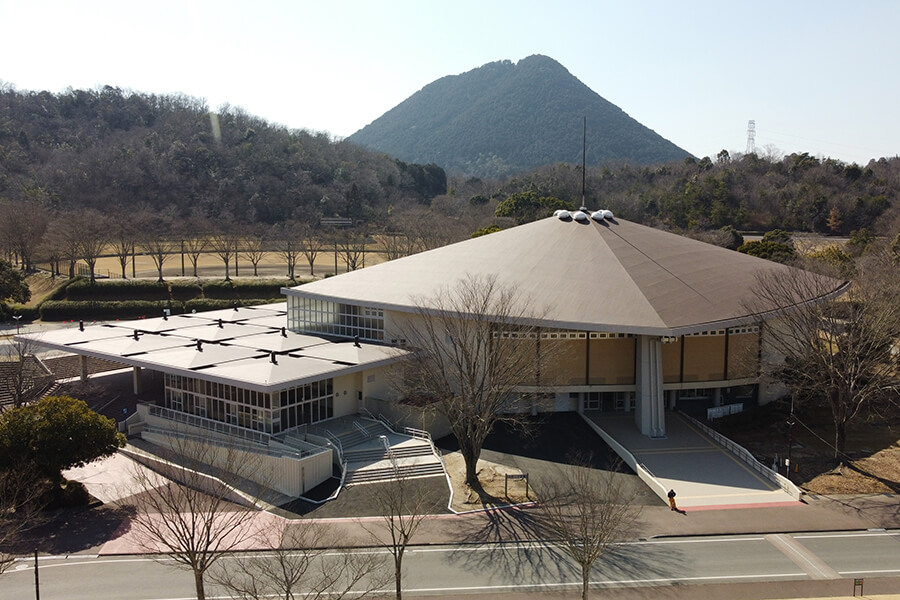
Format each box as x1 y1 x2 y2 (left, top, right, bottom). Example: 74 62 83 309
746 120 756 155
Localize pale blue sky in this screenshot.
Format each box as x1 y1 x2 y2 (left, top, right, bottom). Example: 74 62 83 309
3 0 898 165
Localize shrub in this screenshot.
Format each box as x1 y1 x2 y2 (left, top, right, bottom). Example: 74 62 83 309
40 300 173 321
0 303 39 323
184 298 272 313
202 279 293 300
170 280 203 301
66 279 170 301
45 277 78 301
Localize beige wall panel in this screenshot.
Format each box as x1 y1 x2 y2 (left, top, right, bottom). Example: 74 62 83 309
727 332 759 379
587 338 635 384
662 339 682 383
682 336 726 382
540 339 584 385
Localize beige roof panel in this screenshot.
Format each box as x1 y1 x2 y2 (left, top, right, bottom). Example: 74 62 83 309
285 216 848 335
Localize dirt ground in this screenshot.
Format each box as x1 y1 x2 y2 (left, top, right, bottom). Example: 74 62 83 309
711 402 900 495
443 452 534 512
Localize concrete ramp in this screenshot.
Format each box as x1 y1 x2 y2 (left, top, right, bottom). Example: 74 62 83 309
584 412 799 510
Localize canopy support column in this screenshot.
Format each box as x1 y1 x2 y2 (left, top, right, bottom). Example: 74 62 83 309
635 335 666 438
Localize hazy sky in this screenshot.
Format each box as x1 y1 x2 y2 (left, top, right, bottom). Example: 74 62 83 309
3 0 898 165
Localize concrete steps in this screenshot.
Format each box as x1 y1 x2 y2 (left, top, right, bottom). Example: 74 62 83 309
344 461 445 484
344 443 434 463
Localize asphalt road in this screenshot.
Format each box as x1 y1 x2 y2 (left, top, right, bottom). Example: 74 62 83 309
4 530 899 599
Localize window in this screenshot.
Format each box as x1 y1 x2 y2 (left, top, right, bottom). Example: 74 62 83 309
287 296 384 341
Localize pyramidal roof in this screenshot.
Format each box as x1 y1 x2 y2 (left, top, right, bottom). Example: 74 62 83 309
285 215 849 335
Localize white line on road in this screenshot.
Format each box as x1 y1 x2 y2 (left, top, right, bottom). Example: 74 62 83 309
765 534 840 580
143 572 810 600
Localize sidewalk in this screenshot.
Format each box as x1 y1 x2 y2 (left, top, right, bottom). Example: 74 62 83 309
61 452 900 557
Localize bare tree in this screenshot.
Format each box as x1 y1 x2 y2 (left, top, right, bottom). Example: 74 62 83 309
362 465 429 600
210 225 242 281
298 223 321 277
69 209 108 283
108 209 144 279
0 196 50 272
45 213 81 279
0 465 45 574
535 458 641 600
128 433 271 600
395 274 557 489
211 517 387 600
178 214 212 278
750 257 900 459
336 227 368 272
271 222 302 281
378 221 418 262
241 226 267 277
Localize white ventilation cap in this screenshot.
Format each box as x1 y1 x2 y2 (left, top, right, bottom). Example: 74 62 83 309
591 211 605 222
557 210 571 220
603 209 614 219
574 211 588 222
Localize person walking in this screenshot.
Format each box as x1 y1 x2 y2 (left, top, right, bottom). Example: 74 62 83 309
667 488 677 511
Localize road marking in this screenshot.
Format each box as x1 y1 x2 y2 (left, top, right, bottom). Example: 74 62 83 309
794 531 900 539
839 569 900 575
765 534 840 580
142 572 810 600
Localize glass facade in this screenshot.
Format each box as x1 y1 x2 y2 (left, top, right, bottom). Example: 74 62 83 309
287 295 384 341
164 374 334 435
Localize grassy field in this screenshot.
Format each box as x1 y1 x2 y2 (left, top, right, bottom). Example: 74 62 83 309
38 248 389 281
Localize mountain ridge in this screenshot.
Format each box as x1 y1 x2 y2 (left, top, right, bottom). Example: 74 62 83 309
348 55 692 177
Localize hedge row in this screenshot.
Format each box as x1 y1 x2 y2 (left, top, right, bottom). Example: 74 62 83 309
0 303 40 323
170 280 203 301
57 278 300 302
39 298 275 321
201 279 297 300
66 278 171 301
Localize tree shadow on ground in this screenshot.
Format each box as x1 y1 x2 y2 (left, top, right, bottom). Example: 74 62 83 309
445 505 685 591
12 504 136 555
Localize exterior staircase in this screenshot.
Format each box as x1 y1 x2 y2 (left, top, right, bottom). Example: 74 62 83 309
320 417 447 486
344 461 445 484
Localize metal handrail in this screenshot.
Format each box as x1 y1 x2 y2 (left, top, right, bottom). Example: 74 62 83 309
678 411 803 500
148 405 271 445
141 426 307 460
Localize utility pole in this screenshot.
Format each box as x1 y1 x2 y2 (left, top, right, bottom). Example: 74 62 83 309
34 549 40 600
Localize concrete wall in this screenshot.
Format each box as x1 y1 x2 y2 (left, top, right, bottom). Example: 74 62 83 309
365 395 452 439
136 407 333 497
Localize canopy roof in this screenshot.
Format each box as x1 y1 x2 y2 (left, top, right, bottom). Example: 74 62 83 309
285 215 849 335
17 305 406 392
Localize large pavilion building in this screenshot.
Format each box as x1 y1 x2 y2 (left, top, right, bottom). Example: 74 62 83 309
283 211 847 437
20 211 847 498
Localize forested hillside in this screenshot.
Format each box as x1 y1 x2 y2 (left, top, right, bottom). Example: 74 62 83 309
485 151 900 234
1 82 898 289
349 55 691 177
0 85 447 224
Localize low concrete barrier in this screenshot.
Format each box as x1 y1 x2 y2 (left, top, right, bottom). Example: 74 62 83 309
579 413 669 504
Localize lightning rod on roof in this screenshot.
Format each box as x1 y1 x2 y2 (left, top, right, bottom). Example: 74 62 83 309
582 116 586 207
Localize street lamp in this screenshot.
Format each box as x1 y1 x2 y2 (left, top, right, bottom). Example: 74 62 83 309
12 314 22 335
